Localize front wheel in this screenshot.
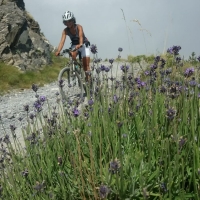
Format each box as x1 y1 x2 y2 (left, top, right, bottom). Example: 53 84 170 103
58 67 84 103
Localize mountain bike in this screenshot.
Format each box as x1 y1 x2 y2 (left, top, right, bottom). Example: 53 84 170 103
58 47 85 103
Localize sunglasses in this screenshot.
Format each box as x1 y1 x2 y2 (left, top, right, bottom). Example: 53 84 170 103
63 20 72 24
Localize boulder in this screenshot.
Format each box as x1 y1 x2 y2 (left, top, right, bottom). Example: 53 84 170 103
0 0 53 71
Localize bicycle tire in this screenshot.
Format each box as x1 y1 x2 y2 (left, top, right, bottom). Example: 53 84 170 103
58 66 84 103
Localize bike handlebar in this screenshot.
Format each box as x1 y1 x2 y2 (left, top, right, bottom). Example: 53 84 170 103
62 45 83 54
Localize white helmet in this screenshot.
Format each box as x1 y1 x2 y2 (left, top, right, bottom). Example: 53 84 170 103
62 11 75 21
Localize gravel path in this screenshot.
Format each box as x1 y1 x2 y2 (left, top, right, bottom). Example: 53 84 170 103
0 61 147 144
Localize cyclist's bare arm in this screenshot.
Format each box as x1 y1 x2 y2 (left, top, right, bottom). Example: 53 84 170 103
55 29 67 56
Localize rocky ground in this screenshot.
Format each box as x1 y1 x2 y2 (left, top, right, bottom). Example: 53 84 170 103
0 61 147 145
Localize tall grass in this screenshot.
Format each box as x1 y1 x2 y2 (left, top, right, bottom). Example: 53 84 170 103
0 47 200 199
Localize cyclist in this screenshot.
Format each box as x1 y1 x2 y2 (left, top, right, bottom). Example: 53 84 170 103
55 11 91 81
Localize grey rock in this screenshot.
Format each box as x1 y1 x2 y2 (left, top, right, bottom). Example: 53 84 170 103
0 0 53 71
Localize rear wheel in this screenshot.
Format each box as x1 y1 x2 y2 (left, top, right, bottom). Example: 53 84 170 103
58 66 84 104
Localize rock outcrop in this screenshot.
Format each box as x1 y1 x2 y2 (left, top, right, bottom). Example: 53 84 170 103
0 0 53 70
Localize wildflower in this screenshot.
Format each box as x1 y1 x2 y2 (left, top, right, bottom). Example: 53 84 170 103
32 84 38 92
160 86 166 93
165 68 172 75
109 58 114 64
100 65 106 71
167 45 181 55
166 108 176 120
113 95 119 103
150 63 157 70
197 56 200 62
120 65 129 72
104 67 110 72
22 169 29 177
116 120 123 128
160 59 166 68
18 117 23 121
23 104 29 112
118 47 123 52
160 183 167 193
176 56 181 63
144 70 150 76
88 99 94 106
189 80 197 87
3 135 10 144
39 96 46 102
10 125 16 133
99 185 110 199
90 44 98 54
34 100 42 112
109 158 120 174
29 113 35 120
96 67 101 74
154 56 160 63
72 107 80 117
58 79 64 88
198 93 200 98
179 137 186 148
184 67 194 77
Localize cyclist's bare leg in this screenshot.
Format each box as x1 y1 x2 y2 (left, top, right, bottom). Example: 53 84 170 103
71 51 78 61
82 56 90 82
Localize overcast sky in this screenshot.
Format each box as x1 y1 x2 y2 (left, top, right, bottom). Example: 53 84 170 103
24 0 200 60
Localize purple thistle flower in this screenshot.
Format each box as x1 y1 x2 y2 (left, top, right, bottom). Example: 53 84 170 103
184 67 194 77
166 108 176 120
99 185 110 199
59 79 64 88
176 56 181 63
88 99 94 106
72 107 80 117
160 58 166 67
90 44 98 54
150 64 157 70
104 67 110 72
100 65 106 71
23 104 29 112
120 65 129 72
109 58 114 64
34 100 42 112
144 71 150 76
29 113 35 120
154 56 160 63
160 86 166 93
32 84 38 92
39 96 46 102
167 45 181 55
179 137 186 148
113 95 119 103
109 158 121 174
118 47 123 52
189 80 197 87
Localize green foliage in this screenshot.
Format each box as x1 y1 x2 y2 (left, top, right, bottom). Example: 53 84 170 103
0 52 200 199
0 54 68 95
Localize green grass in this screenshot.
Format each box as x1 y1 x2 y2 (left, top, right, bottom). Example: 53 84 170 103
0 50 200 199
0 54 68 95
